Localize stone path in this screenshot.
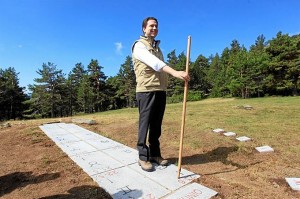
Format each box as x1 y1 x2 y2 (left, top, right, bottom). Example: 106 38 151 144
39 123 218 199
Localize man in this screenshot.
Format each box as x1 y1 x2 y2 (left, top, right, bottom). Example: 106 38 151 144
132 17 190 172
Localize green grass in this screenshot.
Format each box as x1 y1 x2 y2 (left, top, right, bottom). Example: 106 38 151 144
25 127 46 144
178 97 300 158
80 97 299 164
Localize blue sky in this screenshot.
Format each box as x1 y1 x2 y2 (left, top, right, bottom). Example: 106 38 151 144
1 0 299 92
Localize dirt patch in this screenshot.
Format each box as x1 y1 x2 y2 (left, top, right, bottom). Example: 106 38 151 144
0 121 112 199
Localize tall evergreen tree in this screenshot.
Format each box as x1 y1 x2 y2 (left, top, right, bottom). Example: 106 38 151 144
87 59 108 112
166 51 188 101
166 50 179 97
77 74 94 113
266 32 300 95
207 53 223 97
190 54 210 94
219 47 231 96
248 34 270 97
0 67 26 120
116 56 136 107
29 62 66 118
226 40 252 98
106 76 124 109
68 63 86 114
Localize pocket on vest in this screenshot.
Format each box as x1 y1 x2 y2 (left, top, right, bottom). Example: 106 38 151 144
141 70 160 87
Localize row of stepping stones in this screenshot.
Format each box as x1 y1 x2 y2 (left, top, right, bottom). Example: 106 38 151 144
212 128 273 152
212 128 300 191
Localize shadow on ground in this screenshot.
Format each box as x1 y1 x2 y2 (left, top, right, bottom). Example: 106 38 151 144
0 171 60 197
39 185 112 199
169 146 262 171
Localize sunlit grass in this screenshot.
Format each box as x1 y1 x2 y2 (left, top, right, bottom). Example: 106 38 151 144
71 97 299 163
13 96 300 167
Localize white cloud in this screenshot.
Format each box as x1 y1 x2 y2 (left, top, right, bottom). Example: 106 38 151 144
114 42 123 55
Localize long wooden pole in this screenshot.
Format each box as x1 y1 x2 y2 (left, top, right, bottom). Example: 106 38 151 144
177 35 191 178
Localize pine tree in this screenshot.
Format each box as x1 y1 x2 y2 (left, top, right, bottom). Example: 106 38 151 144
29 62 66 118
116 56 136 107
0 67 26 120
266 32 300 95
68 63 87 114
87 59 107 112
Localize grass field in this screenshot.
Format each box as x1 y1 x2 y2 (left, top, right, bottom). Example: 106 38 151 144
82 96 300 159
78 96 300 198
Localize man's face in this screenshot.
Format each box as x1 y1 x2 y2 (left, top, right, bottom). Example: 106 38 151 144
143 19 158 38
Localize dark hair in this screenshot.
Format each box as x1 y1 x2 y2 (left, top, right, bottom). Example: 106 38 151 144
142 17 158 32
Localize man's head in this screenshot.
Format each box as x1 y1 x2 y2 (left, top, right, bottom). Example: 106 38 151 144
142 17 158 38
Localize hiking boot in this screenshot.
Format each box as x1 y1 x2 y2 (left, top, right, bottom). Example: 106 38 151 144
150 156 169 166
138 159 154 172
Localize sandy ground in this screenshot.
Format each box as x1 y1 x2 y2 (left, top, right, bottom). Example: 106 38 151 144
0 121 112 199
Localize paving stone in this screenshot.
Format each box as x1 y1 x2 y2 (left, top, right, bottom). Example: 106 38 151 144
129 163 200 191
39 123 218 199
285 178 300 191
255 145 274 153
71 130 104 140
243 105 253 110
88 137 122 150
164 182 218 199
223 132 236 137
102 144 139 165
236 136 251 142
72 118 96 124
212 128 225 133
40 124 69 137
51 133 82 144
59 123 99 136
58 140 98 156
57 123 89 133
92 166 170 199
70 151 124 175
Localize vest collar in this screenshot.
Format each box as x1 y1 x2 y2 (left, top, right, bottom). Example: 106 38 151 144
140 36 161 48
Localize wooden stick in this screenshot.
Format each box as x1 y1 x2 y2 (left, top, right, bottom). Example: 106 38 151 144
177 35 191 178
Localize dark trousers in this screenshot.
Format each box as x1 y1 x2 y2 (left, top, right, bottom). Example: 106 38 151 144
136 91 166 161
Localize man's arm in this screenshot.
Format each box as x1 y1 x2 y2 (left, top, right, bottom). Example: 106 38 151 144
161 65 190 81
133 41 190 81
132 42 166 71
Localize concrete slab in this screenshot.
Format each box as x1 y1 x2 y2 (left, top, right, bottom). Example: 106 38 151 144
57 123 87 133
285 178 300 191
129 163 200 191
72 118 96 124
39 125 69 137
255 145 274 153
71 130 104 140
103 144 139 165
58 140 98 156
70 151 124 175
88 137 122 150
236 136 251 142
51 133 81 144
39 123 218 199
164 182 218 199
212 128 225 133
57 123 98 135
223 132 236 137
92 166 170 199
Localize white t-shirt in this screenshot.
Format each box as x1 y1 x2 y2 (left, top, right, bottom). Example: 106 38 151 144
132 41 166 71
